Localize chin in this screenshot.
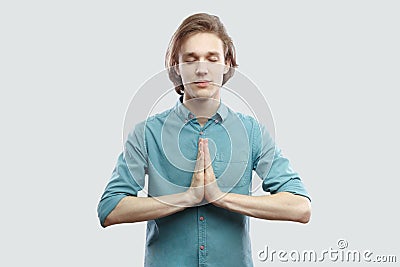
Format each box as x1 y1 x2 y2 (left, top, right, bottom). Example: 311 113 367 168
196 88 219 97
194 91 216 99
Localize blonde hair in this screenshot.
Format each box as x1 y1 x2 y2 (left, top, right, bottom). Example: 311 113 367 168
165 13 238 95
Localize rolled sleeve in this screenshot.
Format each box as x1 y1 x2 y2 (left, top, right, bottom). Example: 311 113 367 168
252 121 310 201
97 122 148 227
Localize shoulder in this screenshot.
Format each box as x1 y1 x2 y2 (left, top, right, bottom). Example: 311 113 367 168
145 107 174 123
225 106 259 132
224 107 270 144
235 112 258 126
135 107 175 129
127 107 175 140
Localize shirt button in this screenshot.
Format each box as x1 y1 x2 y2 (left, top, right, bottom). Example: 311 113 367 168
200 245 204 250
199 131 204 135
189 114 194 119
199 216 204 221
215 119 219 123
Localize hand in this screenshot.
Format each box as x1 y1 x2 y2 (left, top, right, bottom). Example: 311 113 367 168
186 138 205 205
203 139 224 203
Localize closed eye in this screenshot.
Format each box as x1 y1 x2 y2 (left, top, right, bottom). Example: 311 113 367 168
208 56 219 62
183 57 196 63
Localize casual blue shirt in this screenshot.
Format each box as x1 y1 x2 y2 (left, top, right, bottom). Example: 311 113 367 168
98 96 310 267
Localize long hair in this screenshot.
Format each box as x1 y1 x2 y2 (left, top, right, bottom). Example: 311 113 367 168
165 13 238 95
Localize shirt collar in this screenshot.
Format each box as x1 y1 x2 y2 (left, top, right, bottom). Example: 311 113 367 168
174 95 229 122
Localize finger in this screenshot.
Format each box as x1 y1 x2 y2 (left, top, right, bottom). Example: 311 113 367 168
197 138 202 156
203 139 212 169
195 152 204 173
195 140 204 173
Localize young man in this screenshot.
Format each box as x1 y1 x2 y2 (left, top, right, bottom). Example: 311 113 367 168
98 13 311 266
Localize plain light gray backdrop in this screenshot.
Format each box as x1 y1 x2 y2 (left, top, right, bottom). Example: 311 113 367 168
1 1 399 266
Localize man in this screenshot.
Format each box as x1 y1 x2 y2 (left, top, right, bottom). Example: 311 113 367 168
98 13 311 266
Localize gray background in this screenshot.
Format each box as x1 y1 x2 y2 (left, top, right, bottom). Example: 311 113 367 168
1 0 399 266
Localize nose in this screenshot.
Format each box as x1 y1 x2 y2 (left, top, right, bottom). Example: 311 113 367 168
195 61 208 76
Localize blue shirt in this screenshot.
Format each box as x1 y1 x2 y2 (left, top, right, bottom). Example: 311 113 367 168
98 97 310 267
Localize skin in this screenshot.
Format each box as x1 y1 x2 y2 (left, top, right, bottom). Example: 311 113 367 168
177 32 229 126
103 32 311 227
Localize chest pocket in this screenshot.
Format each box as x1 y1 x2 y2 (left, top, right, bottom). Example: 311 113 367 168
213 160 251 188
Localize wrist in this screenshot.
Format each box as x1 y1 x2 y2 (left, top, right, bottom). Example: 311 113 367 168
181 191 199 207
211 191 229 208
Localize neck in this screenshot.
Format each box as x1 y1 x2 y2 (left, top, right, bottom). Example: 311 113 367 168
182 96 220 127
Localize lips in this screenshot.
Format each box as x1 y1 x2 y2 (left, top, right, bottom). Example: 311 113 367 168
194 80 211 88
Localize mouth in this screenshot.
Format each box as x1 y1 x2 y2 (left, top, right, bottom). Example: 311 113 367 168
193 80 211 88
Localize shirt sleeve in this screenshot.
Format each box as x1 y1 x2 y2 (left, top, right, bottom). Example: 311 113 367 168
252 121 310 201
97 122 148 227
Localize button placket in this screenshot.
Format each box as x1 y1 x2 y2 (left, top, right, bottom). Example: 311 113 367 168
198 207 206 264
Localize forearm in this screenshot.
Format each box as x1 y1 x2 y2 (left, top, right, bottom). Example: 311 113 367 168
214 192 311 223
103 192 193 227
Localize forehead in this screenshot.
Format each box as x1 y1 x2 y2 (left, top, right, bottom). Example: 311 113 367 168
179 32 224 56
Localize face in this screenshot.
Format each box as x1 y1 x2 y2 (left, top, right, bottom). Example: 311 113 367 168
177 32 229 102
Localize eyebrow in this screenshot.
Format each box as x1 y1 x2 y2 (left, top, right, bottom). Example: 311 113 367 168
181 51 222 58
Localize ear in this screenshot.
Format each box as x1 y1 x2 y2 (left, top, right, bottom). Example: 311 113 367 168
174 64 180 76
223 60 230 74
